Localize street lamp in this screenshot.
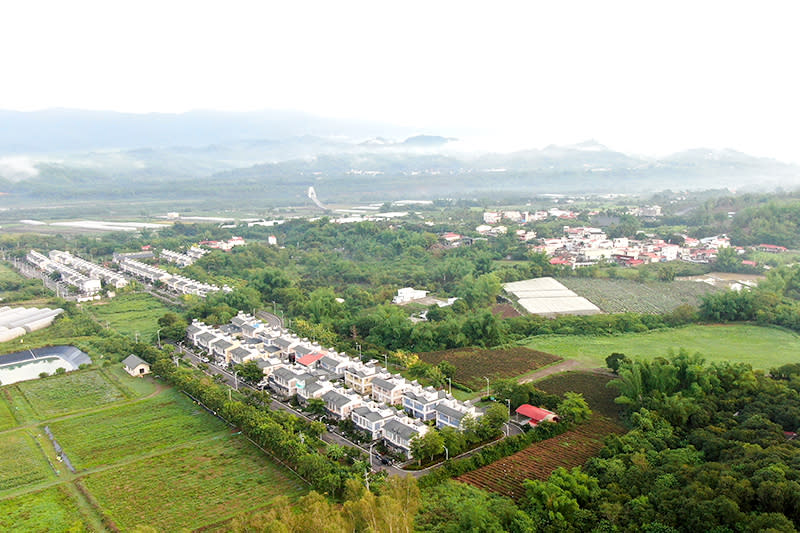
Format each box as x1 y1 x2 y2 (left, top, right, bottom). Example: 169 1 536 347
383 353 388 370
443 445 449 461
484 377 490 398
506 398 512 417
356 343 362 359
234 370 239 391
369 442 377 469
447 377 452 396
156 328 162 348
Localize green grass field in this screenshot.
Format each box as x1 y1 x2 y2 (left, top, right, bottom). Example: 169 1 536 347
0 430 54 492
48 389 229 470
0 486 89 532
88 292 174 338
0 394 16 431
83 433 307 532
15 369 126 419
527 324 800 370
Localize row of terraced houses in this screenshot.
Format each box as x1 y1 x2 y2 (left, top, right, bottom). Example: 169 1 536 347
186 313 483 457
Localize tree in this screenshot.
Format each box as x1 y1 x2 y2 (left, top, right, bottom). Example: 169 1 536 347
157 312 189 341
234 361 264 384
306 398 327 418
606 352 631 374
557 392 591 424
410 430 444 465
480 402 510 438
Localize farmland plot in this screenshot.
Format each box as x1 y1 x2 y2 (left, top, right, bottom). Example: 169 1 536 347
16 369 126 419
48 388 229 470
558 277 720 314
0 393 16 430
89 292 174 338
535 371 622 421
0 430 54 492
84 434 307 532
457 417 624 501
0 486 89 532
419 347 561 391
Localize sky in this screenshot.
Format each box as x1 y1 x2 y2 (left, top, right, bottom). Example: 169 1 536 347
1 1 799 161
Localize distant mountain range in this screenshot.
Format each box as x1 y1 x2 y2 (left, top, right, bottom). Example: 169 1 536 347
0 109 798 209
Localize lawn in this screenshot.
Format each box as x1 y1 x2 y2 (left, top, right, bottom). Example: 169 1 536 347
419 346 561 391
88 292 174 338
49 388 229 470
83 433 308 532
15 369 126 419
557 277 721 314
0 486 89 532
527 324 800 370
0 430 54 492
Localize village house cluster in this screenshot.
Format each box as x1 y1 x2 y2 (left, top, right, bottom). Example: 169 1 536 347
530 228 735 267
186 313 485 458
159 246 207 267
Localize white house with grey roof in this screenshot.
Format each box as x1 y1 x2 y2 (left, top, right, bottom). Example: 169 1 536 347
382 415 430 458
321 387 363 420
371 373 412 406
344 360 381 395
269 367 306 399
318 353 352 376
351 402 401 440
296 376 335 404
402 385 450 421
434 398 482 430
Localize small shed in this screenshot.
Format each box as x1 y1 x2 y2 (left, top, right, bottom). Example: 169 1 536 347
515 404 559 427
122 354 151 377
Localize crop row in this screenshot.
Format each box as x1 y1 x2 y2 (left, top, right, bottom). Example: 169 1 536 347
535 371 622 421
457 417 624 500
419 347 561 390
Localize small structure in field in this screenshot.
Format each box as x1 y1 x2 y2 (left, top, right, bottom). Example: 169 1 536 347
122 354 151 377
515 404 559 427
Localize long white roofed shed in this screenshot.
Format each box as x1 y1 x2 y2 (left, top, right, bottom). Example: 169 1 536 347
503 277 601 317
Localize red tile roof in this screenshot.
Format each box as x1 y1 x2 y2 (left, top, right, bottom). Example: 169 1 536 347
515 404 558 424
297 352 325 367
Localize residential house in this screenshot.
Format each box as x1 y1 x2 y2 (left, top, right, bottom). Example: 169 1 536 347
402 385 449 421
344 361 381 395
351 402 400 440
434 398 482 430
322 387 363 420
382 416 430 458
122 354 151 377
515 404 559 427
371 373 411 406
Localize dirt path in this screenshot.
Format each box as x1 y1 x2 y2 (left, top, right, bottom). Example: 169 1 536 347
518 359 586 383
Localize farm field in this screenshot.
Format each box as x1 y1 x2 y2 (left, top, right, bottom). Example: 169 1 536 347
0 430 54 492
14 368 126 419
557 277 721 313
527 324 800 370
535 371 622 422
83 433 308 532
48 388 229 470
0 486 89 532
0 394 16 430
419 347 561 391
89 292 174 338
457 416 624 501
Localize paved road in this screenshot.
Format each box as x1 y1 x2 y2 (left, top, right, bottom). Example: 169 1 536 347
255 310 283 328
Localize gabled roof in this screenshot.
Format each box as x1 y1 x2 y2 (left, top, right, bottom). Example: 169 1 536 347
435 403 468 421
272 367 298 381
122 354 148 368
186 324 203 336
322 389 358 408
297 352 325 367
516 404 557 423
383 418 423 440
197 331 217 343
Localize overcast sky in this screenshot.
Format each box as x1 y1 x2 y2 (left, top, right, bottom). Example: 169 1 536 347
2 1 798 161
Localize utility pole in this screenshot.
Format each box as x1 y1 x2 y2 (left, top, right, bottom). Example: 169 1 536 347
484 377 490 398
447 377 452 395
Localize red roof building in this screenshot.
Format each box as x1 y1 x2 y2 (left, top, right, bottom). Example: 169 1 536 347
296 352 326 368
515 404 559 427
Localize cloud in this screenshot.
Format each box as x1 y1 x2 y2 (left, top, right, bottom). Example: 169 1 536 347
0 156 40 181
